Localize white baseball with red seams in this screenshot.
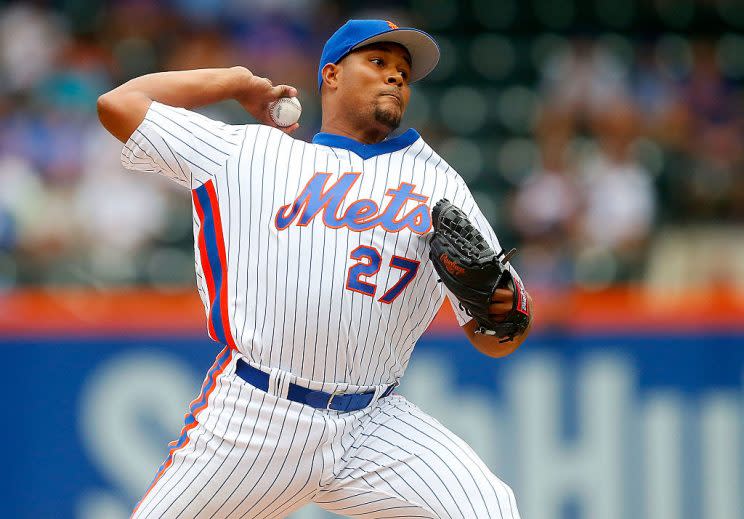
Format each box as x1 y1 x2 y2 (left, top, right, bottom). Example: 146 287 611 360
268 96 301 127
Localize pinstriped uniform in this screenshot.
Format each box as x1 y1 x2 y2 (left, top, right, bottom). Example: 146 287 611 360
121 101 521 518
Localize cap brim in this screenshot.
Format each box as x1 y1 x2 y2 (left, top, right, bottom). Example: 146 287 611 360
351 28 440 83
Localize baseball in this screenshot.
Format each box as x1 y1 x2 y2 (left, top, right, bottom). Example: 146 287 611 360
268 96 301 127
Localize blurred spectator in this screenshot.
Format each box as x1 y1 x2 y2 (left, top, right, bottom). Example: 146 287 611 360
0 4 68 93
166 27 237 70
510 110 579 288
577 102 655 282
679 40 743 221
631 41 688 147
0 155 43 252
540 38 631 122
74 125 172 257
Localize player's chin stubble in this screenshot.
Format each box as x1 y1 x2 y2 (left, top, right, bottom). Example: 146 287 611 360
373 104 402 130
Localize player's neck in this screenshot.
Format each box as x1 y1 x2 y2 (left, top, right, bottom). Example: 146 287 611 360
319 119 391 145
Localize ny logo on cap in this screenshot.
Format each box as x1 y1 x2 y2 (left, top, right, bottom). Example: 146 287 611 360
386 20 398 30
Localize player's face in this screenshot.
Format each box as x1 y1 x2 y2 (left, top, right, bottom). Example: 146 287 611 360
338 43 412 131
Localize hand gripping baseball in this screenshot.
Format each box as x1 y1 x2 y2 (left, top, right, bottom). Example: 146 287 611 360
429 199 532 342
234 73 300 134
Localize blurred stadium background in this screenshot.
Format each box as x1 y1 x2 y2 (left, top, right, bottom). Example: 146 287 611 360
3 0 743 518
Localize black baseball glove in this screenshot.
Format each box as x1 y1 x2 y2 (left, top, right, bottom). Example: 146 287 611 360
429 199 531 342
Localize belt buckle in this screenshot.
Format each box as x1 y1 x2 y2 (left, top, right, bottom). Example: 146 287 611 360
382 381 400 398
326 390 343 411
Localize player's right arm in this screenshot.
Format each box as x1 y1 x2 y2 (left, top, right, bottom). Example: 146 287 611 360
97 67 298 143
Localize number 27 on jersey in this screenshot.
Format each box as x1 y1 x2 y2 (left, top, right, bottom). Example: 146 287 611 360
346 245 420 304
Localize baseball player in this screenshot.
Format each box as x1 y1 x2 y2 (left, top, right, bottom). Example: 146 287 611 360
98 19 533 518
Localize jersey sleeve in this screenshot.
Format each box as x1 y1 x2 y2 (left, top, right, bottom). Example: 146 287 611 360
443 176 525 327
120 101 243 188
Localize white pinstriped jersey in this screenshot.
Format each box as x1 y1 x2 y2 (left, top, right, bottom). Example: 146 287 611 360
122 101 509 390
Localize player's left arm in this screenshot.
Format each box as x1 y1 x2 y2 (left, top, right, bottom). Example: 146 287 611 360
440 178 534 358
461 289 534 358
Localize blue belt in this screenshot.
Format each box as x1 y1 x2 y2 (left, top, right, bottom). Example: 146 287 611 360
235 358 397 412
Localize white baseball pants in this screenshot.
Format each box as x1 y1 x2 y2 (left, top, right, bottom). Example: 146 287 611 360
132 347 520 519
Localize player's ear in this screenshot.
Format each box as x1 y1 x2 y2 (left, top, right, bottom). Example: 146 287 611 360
322 63 340 90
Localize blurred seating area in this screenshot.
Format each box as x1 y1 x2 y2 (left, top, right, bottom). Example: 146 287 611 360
1 0 743 291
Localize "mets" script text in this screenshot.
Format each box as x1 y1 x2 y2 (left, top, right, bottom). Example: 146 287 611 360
274 172 431 234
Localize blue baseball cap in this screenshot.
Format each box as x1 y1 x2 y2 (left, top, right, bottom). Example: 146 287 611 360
318 19 440 90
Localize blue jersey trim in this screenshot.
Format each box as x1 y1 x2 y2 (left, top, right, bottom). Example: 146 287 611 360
194 183 227 345
312 129 420 159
